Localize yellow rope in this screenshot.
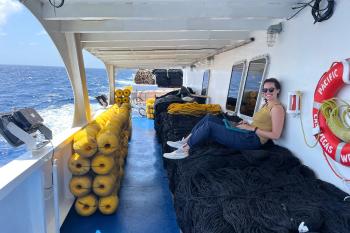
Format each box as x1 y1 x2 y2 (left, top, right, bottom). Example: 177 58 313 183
320 98 350 143
167 103 221 116
299 106 320 148
296 91 320 148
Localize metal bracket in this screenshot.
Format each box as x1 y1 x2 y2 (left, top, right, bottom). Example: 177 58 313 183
6 122 36 150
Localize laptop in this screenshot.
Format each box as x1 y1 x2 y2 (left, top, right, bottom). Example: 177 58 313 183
222 119 250 133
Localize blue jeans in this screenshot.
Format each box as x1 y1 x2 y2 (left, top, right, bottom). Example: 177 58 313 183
187 114 262 150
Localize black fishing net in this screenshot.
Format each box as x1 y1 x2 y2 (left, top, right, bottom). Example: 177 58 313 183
154 87 199 142
154 95 184 140
154 94 350 232
163 139 350 233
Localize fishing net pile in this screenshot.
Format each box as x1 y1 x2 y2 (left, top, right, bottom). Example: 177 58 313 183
164 143 350 233
155 104 350 232
159 113 203 153
154 89 223 153
154 87 219 144
154 88 192 140
134 69 155 84
153 69 183 88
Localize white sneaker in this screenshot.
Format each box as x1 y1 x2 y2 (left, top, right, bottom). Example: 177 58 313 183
163 147 189 159
167 137 187 149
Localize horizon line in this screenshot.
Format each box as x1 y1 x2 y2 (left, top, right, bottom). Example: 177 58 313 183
0 63 107 70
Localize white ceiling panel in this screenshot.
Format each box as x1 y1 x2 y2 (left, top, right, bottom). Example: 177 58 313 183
31 0 300 68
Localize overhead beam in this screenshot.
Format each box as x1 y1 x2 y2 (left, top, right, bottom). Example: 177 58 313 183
104 58 196 63
59 18 273 33
82 40 241 49
104 60 192 67
90 52 213 57
87 48 218 55
107 64 185 69
105 62 189 68
95 54 205 59
80 31 250 42
43 1 296 20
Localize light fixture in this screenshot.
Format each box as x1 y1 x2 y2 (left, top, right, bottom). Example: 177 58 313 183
267 23 283 47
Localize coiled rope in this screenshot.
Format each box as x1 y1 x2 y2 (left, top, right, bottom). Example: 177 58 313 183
319 98 350 143
312 0 335 24
288 0 335 23
167 103 221 116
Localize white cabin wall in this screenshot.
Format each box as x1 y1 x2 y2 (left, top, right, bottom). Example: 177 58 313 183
184 0 350 192
183 68 204 94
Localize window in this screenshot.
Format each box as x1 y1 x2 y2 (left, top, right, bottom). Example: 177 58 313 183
239 57 269 117
226 62 246 112
201 70 210 96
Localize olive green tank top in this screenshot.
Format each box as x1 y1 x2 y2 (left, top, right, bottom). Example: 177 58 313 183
251 103 282 144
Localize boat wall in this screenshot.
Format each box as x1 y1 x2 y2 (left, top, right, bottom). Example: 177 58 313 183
0 132 75 233
44 140 75 233
0 167 46 233
184 0 350 192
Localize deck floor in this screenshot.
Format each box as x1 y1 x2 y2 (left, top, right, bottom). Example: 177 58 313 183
61 118 180 233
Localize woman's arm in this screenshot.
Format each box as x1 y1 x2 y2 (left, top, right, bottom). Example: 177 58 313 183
256 105 285 140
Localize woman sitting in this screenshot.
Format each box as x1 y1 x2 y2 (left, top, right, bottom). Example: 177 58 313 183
163 78 285 159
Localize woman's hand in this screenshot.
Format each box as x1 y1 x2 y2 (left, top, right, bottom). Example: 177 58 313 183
238 120 248 125
236 123 254 131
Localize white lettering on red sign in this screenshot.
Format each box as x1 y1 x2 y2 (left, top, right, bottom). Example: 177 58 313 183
341 154 350 163
317 68 339 96
313 113 319 127
319 134 334 154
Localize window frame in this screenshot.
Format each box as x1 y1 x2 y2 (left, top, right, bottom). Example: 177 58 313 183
201 69 210 96
237 55 270 121
225 60 247 115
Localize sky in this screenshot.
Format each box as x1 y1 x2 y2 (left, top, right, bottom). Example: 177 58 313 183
0 0 104 68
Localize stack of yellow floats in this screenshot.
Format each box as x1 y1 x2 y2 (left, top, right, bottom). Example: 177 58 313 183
69 102 132 216
114 88 131 105
146 98 155 119
167 102 222 116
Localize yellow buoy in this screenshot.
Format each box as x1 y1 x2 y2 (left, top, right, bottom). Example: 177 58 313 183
97 131 120 154
69 176 92 197
98 195 119 215
92 153 115 175
68 153 91 175
115 89 123 97
73 136 97 158
93 172 118 197
122 89 131 97
122 97 130 103
115 97 123 105
75 194 98 216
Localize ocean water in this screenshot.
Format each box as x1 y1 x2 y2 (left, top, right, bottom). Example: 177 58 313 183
0 65 136 167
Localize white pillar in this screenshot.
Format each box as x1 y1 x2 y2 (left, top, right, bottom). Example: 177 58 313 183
64 33 91 126
23 1 91 127
106 64 116 105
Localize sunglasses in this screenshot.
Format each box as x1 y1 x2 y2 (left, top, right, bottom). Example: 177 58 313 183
262 87 275 93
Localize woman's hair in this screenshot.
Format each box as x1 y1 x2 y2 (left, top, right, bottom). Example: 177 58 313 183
263 78 281 91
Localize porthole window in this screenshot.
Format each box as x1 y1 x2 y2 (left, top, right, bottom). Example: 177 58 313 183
201 70 210 96
239 57 269 117
226 62 246 113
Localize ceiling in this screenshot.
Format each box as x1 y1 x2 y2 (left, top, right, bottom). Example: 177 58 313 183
36 0 300 68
